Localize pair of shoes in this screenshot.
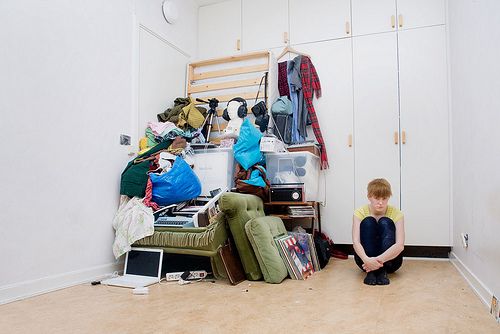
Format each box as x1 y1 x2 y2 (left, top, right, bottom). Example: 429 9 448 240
363 272 377 285
376 269 390 285
331 249 348 260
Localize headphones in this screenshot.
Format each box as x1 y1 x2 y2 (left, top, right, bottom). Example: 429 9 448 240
222 97 248 121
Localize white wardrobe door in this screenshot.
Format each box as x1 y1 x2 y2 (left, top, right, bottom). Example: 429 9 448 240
396 0 446 30
353 32 400 210
289 0 351 44
198 1 241 59
242 0 288 52
399 26 450 246
295 39 354 244
351 0 397 36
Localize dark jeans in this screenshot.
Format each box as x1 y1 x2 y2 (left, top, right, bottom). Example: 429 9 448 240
354 216 403 273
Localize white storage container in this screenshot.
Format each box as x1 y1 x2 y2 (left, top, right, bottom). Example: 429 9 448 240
265 151 320 201
193 148 234 196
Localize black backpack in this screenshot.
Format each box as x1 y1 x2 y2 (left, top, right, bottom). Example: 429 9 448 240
313 233 331 269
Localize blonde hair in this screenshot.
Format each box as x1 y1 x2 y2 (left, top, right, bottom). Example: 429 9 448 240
367 178 392 198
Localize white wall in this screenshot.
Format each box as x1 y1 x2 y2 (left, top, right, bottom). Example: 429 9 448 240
135 0 198 57
448 0 500 306
0 0 198 304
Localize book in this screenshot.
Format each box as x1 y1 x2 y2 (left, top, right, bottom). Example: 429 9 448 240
274 234 298 279
218 242 246 285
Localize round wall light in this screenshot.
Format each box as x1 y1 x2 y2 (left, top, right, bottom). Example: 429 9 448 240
162 0 179 24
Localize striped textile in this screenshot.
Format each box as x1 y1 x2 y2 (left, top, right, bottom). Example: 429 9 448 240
278 61 290 98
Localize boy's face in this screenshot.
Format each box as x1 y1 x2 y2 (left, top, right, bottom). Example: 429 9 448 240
368 196 389 214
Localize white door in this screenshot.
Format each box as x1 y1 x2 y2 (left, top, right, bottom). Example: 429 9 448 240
289 0 351 44
353 32 400 211
198 1 241 59
351 0 397 36
295 39 354 244
396 0 446 30
398 26 450 246
242 0 288 52
138 27 187 137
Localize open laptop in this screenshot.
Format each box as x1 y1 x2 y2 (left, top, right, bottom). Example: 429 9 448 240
101 248 163 288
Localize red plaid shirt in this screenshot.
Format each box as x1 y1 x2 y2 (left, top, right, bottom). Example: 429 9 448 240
300 56 329 169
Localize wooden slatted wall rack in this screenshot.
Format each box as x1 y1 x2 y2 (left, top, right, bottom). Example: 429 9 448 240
187 51 270 142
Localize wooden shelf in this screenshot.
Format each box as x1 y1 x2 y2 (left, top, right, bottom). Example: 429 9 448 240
264 201 322 233
270 214 316 219
264 201 317 206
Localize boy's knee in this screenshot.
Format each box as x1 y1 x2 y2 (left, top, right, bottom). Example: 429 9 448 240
361 216 377 228
378 217 395 230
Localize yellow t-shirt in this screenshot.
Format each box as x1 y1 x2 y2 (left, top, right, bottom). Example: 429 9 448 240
354 205 404 223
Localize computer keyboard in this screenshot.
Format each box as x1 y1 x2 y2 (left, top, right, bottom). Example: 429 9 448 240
154 216 194 227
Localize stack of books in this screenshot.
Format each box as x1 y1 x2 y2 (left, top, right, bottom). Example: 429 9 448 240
274 232 320 280
288 206 315 217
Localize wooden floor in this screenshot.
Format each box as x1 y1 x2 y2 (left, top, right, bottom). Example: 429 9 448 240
1 259 499 334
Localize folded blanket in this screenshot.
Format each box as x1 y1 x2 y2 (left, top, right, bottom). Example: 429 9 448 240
112 196 154 259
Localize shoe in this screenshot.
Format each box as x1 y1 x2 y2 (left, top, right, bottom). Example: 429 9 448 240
376 269 390 285
363 272 377 285
331 249 348 260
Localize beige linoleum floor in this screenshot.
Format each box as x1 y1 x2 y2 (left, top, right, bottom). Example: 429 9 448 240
1 259 499 334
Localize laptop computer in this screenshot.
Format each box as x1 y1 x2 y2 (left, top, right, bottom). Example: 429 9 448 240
101 248 163 288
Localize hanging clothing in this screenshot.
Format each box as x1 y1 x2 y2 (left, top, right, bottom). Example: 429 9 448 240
278 61 291 99
292 55 310 141
300 56 329 169
287 57 306 143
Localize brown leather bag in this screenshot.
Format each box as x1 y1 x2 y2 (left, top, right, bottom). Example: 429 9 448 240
234 163 270 202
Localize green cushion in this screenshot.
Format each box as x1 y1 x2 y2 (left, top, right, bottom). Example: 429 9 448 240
219 192 265 281
245 216 288 284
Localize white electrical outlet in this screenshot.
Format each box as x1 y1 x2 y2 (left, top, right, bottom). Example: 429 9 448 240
461 233 469 248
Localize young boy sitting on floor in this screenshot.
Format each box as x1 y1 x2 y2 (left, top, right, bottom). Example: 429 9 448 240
352 178 405 285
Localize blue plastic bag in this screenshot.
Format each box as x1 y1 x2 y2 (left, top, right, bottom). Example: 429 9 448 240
150 156 201 206
234 118 263 170
242 166 267 188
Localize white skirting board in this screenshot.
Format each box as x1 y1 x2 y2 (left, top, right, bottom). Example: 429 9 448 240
450 252 492 309
0 262 122 305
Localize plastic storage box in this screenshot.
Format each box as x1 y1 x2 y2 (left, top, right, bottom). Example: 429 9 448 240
265 151 320 201
193 148 234 196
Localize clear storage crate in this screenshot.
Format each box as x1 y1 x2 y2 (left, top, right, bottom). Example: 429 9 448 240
265 151 320 201
193 148 234 196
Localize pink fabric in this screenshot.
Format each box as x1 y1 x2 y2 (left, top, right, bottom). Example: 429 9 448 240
143 177 160 211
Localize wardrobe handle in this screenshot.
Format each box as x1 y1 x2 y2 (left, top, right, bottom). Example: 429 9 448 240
348 134 352 147
391 15 396 28
399 14 404 28
402 130 406 144
283 31 289 44
345 21 350 35
236 39 241 51
394 132 399 145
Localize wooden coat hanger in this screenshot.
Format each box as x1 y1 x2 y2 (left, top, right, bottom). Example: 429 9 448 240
277 45 311 61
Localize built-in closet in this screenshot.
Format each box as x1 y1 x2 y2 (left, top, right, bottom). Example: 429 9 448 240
197 0 450 247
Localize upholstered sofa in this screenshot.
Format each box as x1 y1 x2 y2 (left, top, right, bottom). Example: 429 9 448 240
133 192 288 283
